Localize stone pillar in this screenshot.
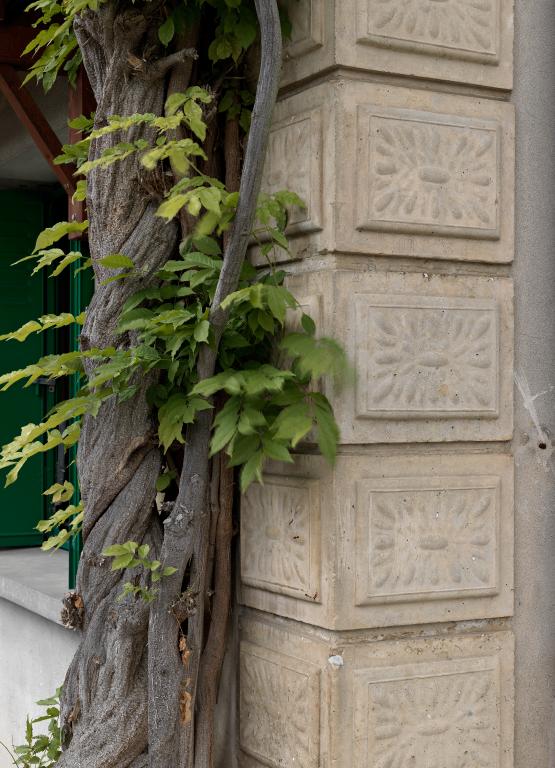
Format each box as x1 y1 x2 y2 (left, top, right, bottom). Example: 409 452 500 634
512 1 555 765
238 2 516 766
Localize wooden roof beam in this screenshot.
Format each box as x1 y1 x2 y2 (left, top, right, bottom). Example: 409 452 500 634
0 64 75 195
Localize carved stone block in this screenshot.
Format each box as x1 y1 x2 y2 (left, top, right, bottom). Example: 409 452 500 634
357 110 501 240
261 106 324 236
239 612 514 768
259 78 514 264
286 269 513 443
239 641 321 767
350 632 514 768
241 475 321 603
280 0 513 90
240 453 514 630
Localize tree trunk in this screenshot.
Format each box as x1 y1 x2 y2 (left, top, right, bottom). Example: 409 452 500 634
57 2 282 767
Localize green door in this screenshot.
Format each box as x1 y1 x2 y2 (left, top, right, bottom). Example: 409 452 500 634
0 190 49 547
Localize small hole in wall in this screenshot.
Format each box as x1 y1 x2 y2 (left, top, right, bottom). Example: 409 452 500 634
539 442 547 450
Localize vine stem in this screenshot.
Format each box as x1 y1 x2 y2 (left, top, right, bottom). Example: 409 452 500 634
146 2 283 766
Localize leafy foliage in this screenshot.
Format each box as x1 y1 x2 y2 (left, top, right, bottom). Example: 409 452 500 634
23 0 291 92
102 542 178 602
36 481 84 551
8 689 62 767
2 10 347 569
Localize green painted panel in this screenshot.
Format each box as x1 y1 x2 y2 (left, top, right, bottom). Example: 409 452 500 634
0 191 47 547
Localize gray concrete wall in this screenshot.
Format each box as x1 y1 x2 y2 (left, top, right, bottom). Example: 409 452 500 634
0 598 79 768
513 2 555 764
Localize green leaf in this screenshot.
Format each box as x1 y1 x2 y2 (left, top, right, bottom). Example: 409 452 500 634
99 253 134 270
117 308 154 333
43 480 74 503
41 529 70 551
162 566 178 577
228 433 260 466
194 319 210 343
50 250 83 277
197 187 222 215
281 334 348 381
102 544 132 557
210 397 241 455
240 451 264 491
312 394 340 464
218 90 235 113
235 15 257 49
237 406 266 436
301 313 316 336
158 393 212 452
209 36 233 62
0 320 41 342
73 179 87 202
192 372 231 397
156 470 176 492
158 15 175 46
261 437 293 463
26 718 32 744
35 695 59 707
273 403 313 447
181 252 221 270
34 220 88 252
110 553 136 570
157 194 188 220
100 272 133 285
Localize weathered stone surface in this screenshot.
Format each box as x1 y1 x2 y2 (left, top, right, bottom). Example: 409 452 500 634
285 269 513 443
240 453 514 629
281 0 514 90
357 110 500 240
241 475 322 604
259 78 515 264
239 612 514 768
261 105 324 238
239 641 322 767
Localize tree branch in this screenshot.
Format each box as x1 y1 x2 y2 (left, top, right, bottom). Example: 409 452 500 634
138 48 199 80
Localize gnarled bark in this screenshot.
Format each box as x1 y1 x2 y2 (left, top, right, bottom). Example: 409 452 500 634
57 2 282 767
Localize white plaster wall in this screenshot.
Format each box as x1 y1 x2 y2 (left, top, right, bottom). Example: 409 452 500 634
513 2 555 765
0 599 79 767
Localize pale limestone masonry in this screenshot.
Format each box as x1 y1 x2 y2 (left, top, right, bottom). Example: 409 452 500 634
259 81 515 264
239 614 514 768
240 453 513 630
282 0 514 90
238 1 516 766
287 269 514 443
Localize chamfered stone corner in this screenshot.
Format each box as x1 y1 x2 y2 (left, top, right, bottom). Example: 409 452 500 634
238 611 514 768
239 452 514 630
260 78 515 265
